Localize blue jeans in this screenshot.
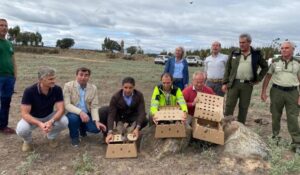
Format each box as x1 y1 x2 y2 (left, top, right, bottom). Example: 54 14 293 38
66 112 100 139
0 76 15 128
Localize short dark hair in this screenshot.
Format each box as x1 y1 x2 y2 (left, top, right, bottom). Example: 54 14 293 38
0 19 7 22
122 77 135 86
161 72 173 81
76 67 91 75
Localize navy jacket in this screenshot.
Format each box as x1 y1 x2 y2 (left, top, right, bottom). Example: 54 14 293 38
164 57 189 86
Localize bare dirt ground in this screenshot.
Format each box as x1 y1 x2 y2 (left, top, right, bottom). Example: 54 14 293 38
0 51 298 175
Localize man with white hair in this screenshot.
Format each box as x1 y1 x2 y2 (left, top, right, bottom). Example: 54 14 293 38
261 41 300 154
183 71 215 118
204 41 228 96
16 66 68 152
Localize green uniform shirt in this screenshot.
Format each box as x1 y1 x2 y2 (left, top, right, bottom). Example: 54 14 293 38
150 85 188 115
0 39 14 76
268 57 300 87
236 54 253 80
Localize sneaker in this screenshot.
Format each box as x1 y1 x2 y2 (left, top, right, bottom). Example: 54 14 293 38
71 138 80 147
0 127 15 134
49 139 58 148
22 142 33 152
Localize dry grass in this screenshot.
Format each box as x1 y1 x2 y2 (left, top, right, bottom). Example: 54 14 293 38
0 51 297 174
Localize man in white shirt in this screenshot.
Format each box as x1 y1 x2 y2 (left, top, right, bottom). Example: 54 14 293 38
204 41 228 96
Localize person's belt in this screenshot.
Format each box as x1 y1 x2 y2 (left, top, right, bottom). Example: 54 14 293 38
207 78 223 83
235 79 250 83
272 84 297 91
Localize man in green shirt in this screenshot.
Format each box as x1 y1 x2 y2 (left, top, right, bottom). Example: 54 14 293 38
261 41 300 154
222 33 268 124
0 19 17 134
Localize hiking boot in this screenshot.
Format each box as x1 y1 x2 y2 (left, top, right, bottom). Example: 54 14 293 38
0 127 15 134
49 139 58 148
272 135 281 146
22 142 33 152
71 138 80 147
295 147 300 155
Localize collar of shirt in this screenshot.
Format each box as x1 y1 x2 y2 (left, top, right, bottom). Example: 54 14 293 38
75 81 86 90
123 92 134 106
192 85 203 92
37 83 53 95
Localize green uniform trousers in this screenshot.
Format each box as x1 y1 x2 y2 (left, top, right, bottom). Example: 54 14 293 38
224 80 253 124
270 87 300 144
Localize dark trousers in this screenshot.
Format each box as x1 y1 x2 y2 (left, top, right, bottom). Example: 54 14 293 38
206 81 224 96
66 112 100 139
270 87 300 144
173 78 184 90
224 80 253 124
98 106 148 132
0 76 15 129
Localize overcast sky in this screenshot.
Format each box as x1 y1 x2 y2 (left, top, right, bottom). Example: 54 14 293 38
1 0 300 54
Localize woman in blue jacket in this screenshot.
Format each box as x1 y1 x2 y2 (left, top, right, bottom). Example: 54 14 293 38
164 46 189 90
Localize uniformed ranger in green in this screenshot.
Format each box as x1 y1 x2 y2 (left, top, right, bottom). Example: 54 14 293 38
222 33 268 124
261 41 300 153
150 73 188 124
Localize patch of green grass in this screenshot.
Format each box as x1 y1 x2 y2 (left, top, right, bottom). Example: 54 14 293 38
16 151 40 175
269 137 300 175
72 152 94 175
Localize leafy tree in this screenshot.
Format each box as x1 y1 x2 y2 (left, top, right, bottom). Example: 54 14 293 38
56 38 75 49
35 32 42 46
102 37 121 52
160 50 167 55
126 46 137 55
8 26 20 41
120 40 124 53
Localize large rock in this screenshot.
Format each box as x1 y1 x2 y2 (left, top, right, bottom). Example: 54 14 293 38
140 125 192 159
221 121 270 160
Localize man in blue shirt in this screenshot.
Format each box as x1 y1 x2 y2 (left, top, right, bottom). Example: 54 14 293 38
64 67 106 147
16 66 68 152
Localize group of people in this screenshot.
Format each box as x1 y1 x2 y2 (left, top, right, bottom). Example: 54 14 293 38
1 18 300 154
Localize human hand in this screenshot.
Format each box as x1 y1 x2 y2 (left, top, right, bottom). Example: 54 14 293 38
261 92 268 102
95 121 107 132
79 112 89 123
182 112 187 124
38 122 49 134
105 133 113 144
221 84 228 93
132 128 139 140
153 116 158 125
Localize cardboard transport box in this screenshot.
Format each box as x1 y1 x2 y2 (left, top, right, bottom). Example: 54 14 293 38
154 106 186 138
192 93 224 145
105 133 138 158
